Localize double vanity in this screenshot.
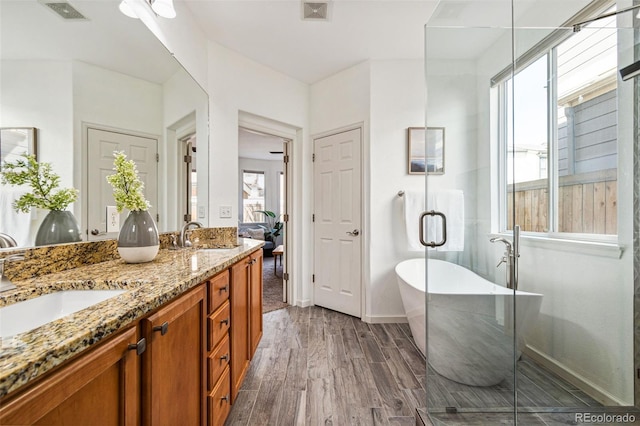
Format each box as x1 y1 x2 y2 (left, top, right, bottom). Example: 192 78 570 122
0 229 263 426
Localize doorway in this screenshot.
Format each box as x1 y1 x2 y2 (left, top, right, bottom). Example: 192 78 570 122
84 125 158 241
238 126 291 313
312 127 363 318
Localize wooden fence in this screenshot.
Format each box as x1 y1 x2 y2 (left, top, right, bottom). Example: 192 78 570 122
507 169 617 234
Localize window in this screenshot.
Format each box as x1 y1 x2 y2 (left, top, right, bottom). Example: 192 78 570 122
495 9 618 237
242 171 265 223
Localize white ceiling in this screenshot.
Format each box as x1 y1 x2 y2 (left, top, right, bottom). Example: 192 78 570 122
184 0 439 84
1 0 179 84
238 128 286 161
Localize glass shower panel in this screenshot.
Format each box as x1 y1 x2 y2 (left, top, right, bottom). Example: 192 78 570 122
511 3 635 422
424 1 518 423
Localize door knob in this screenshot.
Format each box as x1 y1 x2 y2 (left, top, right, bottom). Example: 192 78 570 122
346 229 360 236
91 229 101 235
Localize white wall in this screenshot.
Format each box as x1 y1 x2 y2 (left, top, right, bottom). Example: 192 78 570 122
162 68 209 231
310 61 371 315
208 41 310 305
72 61 164 232
0 60 74 245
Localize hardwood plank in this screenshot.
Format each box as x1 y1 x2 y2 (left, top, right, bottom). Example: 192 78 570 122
359 334 386 363
394 338 426 377
224 390 257 425
388 416 417 426
240 347 267 391
327 333 350 370
342 327 365 359
369 323 396 348
369 362 413 417
277 389 306 426
284 348 308 391
324 308 353 333
350 358 383 407
517 361 586 407
308 318 326 346
248 378 285 425
401 387 426 413
307 339 330 380
309 305 324 319
383 323 408 340
352 317 373 335
306 378 334 426
382 347 422 390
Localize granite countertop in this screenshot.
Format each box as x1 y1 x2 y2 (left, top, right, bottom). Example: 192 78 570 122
0 239 263 399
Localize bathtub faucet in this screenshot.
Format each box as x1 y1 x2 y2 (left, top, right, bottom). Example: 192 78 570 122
490 225 520 290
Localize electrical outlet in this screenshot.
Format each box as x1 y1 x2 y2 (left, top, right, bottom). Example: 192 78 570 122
106 206 119 232
219 206 232 218
198 206 206 219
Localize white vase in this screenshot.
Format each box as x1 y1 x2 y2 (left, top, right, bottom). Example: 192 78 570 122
117 210 159 263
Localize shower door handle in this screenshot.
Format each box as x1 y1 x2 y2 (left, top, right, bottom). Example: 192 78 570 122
419 210 447 248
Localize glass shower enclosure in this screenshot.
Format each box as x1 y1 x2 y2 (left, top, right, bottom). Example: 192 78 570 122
422 0 637 423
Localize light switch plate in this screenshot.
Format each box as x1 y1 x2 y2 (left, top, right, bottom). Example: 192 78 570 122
198 206 206 219
219 206 232 218
106 206 119 232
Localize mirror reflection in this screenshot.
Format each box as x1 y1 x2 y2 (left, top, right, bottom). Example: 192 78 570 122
0 0 209 249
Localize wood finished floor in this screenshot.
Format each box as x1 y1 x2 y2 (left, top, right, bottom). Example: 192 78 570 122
225 306 607 426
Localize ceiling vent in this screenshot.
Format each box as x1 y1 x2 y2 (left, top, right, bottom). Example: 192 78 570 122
302 1 330 21
40 1 88 20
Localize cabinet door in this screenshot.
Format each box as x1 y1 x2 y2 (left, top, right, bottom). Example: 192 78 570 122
0 326 140 426
142 285 206 426
230 256 251 403
249 249 263 357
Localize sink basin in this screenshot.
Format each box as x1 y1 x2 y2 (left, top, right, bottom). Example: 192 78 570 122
0 290 126 337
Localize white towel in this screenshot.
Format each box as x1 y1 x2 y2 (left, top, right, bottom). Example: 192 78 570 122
434 190 464 252
0 184 34 246
403 190 426 251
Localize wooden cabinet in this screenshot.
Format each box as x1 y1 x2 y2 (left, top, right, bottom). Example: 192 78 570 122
141 285 206 426
0 326 141 426
206 270 232 426
230 255 251 403
230 249 263 403
0 249 263 426
249 249 263 358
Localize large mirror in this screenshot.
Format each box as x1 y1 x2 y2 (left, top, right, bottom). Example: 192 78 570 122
0 0 209 248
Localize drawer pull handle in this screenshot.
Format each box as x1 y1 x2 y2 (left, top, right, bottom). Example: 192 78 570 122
220 285 228 293
220 318 229 325
153 322 169 336
221 394 230 402
128 338 146 356
220 353 229 361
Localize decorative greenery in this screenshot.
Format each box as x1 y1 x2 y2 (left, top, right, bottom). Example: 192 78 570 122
106 151 150 212
256 210 283 242
0 154 79 213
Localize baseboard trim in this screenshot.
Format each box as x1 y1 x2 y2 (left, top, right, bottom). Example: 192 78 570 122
523 345 628 406
297 299 311 308
362 314 408 324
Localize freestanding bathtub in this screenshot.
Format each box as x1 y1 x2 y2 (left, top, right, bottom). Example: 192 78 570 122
395 258 542 387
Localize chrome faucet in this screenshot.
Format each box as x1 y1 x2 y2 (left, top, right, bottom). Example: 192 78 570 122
0 252 26 292
490 225 520 290
180 221 203 247
0 233 17 249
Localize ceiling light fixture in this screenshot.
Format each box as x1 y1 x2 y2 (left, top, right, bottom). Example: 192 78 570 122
151 0 176 19
119 0 176 19
118 0 138 18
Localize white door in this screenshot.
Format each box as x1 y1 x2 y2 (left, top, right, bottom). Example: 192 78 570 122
86 128 158 241
313 128 362 317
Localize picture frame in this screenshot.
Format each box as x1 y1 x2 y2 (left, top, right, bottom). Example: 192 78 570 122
407 127 445 175
0 127 38 169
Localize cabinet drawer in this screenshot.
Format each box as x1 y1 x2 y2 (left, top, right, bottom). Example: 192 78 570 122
207 366 231 426
208 333 230 390
208 270 230 313
208 300 230 350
